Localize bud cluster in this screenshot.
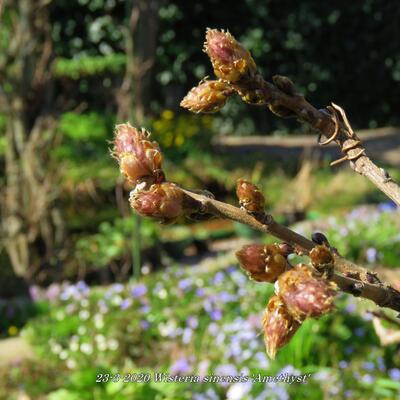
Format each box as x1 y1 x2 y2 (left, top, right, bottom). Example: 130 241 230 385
236 238 337 358
181 28 261 114
113 124 186 222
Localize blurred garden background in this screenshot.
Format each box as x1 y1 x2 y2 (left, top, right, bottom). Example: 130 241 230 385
1 0 400 399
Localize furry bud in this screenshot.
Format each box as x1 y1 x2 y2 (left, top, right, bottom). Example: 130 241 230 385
236 178 265 213
180 80 234 113
310 245 334 278
236 244 287 282
276 264 337 322
263 295 300 359
130 183 184 224
204 28 257 83
113 124 164 185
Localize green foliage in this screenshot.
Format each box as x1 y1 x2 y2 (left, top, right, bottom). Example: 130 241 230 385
55 111 114 167
5 256 398 399
58 112 112 142
54 54 126 79
75 217 159 269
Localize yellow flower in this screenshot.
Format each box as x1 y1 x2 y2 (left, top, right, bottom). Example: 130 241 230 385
162 110 174 120
8 325 18 336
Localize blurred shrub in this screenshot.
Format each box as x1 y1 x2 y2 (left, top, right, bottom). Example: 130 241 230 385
75 217 159 269
0 114 7 157
54 54 126 79
14 258 400 399
293 204 400 268
150 110 214 159
157 1 400 132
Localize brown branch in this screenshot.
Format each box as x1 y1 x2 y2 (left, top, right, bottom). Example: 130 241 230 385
180 188 400 313
240 75 400 207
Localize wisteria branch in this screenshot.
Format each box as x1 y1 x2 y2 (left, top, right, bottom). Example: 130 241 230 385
181 28 400 207
113 28 400 359
180 187 400 313
239 79 400 207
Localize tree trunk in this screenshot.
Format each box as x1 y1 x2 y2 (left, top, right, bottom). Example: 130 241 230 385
0 0 65 282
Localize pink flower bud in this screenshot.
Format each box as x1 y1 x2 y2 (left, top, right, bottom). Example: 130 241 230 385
113 124 164 185
204 28 257 83
276 264 337 322
180 80 234 113
263 295 300 359
236 178 265 213
236 244 287 283
130 182 184 223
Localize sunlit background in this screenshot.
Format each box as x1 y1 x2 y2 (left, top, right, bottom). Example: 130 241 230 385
1 1 400 399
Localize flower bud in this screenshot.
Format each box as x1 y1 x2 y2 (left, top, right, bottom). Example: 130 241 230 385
276 264 337 322
272 75 296 96
204 28 257 83
236 179 265 213
113 124 164 185
310 245 334 277
180 80 234 113
277 242 294 257
236 244 287 282
268 100 296 118
262 295 300 359
129 182 184 223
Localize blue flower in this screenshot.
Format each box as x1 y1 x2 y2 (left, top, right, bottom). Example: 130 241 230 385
111 283 124 293
339 360 348 369
215 363 238 377
210 309 222 321
212 272 225 285
377 357 385 371
120 299 132 310
77 281 89 292
170 358 191 375
345 302 356 314
389 368 400 381
362 374 374 384
196 288 205 297
139 304 151 313
182 328 193 344
140 320 150 330
354 327 365 337
131 284 147 298
178 278 192 291
186 316 199 329
365 248 377 263
378 201 397 212
362 361 375 371
217 291 236 303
